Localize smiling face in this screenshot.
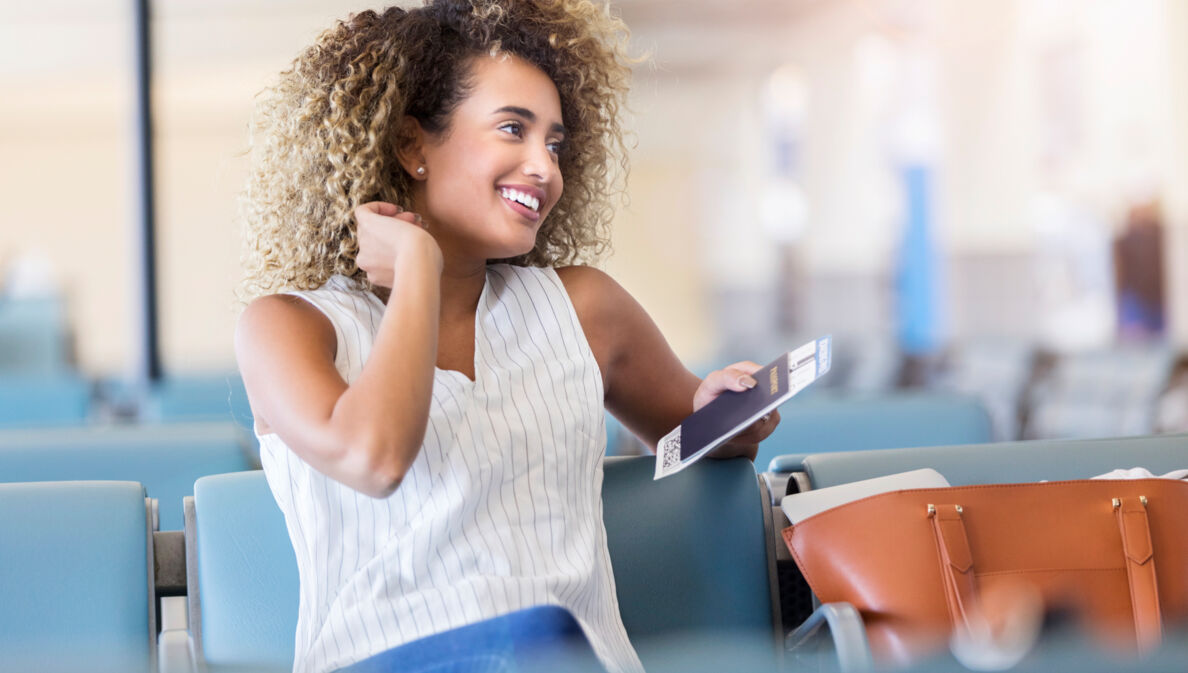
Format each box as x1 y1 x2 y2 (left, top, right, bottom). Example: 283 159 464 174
408 53 566 263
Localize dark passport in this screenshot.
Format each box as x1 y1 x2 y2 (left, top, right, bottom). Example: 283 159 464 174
654 336 830 480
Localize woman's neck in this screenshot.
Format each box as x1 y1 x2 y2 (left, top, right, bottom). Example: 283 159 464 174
438 260 488 324
369 257 486 324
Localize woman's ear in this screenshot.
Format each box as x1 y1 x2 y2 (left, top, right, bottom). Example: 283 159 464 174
395 115 428 179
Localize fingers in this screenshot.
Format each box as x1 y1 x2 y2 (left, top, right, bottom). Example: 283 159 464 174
727 360 763 375
702 368 755 397
709 441 759 462
394 211 426 229
719 360 763 391
717 412 779 464
355 202 427 229
355 201 402 217
745 409 780 441
693 360 767 411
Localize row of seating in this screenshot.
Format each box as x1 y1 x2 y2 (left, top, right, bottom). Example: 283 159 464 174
3 335 1178 446
0 455 791 673
2 288 1180 443
0 390 998 535
0 373 255 429
6 432 1186 672
717 336 1183 442
0 422 256 530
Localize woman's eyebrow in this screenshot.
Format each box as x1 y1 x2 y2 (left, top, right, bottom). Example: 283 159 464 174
492 105 566 136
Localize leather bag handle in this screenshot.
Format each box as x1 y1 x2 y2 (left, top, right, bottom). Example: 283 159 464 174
928 503 977 632
1114 496 1163 654
930 497 1164 654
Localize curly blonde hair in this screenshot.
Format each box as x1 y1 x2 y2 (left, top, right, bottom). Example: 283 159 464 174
240 0 635 300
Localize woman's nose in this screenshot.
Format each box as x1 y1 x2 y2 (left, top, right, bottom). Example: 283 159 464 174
521 144 557 182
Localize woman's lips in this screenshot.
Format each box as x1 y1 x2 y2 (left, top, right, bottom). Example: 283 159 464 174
500 192 542 222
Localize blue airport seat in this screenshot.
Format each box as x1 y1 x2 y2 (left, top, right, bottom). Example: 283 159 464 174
186 472 297 672
791 432 1188 490
186 457 789 672
934 338 1035 440
0 296 72 376
0 373 91 427
143 374 258 456
1026 347 1175 440
0 422 255 530
143 374 258 453
0 480 153 672
756 391 993 472
602 457 778 649
143 374 253 426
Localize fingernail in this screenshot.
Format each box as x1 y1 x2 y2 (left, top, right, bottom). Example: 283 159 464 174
739 376 756 389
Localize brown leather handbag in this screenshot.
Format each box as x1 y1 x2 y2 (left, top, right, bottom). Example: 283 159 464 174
782 479 1188 665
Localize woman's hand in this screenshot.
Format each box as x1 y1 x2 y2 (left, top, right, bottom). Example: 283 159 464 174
692 360 781 462
354 201 442 288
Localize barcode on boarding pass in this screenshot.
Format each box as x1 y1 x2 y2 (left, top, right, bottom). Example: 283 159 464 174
660 428 682 471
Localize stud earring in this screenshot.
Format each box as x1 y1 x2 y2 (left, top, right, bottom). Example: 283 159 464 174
416 166 426 176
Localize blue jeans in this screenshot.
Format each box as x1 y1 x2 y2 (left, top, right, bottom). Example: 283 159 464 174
336 605 606 673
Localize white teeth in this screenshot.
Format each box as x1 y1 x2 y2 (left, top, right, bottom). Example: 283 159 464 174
500 188 540 212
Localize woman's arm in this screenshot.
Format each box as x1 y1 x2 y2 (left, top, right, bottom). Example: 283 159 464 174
236 203 442 498
558 266 778 457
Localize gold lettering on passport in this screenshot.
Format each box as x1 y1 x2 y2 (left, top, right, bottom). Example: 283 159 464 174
769 366 778 394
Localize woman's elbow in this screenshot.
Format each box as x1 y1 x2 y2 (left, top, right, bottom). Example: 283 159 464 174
363 472 404 499
351 436 419 499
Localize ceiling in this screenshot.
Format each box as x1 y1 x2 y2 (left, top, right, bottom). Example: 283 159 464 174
0 0 828 78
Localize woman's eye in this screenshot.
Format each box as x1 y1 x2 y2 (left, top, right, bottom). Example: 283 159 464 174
546 140 563 155
498 121 523 136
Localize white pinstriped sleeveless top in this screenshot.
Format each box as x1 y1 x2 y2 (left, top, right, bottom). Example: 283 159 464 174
257 265 642 673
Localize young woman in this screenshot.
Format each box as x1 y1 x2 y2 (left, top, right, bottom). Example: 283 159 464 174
235 2 780 672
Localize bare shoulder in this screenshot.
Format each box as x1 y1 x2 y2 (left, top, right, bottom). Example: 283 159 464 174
554 266 647 387
554 265 630 323
235 293 336 362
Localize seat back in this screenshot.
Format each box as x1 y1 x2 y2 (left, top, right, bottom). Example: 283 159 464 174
141 374 260 457
186 471 298 672
800 433 1188 489
188 457 780 670
1027 347 1175 439
0 422 255 530
602 457 780 654
757 391 993 470
0 374 91 427
0 296 72 376
143 374 253 425
0 480 154 672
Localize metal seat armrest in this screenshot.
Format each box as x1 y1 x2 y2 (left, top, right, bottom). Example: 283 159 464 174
157 594 196 673
785 602 873 673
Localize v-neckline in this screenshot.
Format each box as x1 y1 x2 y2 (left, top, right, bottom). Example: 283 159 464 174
433 267 490 385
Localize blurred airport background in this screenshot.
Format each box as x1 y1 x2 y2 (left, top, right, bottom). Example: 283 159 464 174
3 0 1188 444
